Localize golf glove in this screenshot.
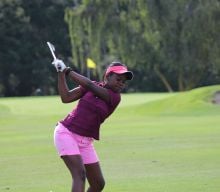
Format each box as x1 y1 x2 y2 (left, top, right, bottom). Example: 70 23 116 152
52 59 66 72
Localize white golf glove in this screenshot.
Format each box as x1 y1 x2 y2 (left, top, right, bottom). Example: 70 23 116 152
52 59 66 72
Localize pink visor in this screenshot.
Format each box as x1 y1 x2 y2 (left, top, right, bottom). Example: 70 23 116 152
105 66 133 80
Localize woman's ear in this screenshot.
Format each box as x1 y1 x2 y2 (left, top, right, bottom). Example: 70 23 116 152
105 74 110 81
103 75 108 83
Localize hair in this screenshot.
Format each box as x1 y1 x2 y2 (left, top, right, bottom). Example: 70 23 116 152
108 61 125 67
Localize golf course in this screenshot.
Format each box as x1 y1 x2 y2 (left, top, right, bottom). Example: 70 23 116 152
1 85 220 192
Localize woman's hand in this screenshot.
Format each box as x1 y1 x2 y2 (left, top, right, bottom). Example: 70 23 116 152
52 59 66 72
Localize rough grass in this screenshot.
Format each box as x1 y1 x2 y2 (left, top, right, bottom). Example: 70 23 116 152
0 85 220 192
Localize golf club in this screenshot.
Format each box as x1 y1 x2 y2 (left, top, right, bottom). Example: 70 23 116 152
47 41 57 61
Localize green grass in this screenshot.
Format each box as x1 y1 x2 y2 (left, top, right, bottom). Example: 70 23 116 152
1 85 220 192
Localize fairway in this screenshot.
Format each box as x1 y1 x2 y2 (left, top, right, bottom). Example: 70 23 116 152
1 86 220 192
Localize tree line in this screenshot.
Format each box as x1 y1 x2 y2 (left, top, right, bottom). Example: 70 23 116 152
0 0 220 96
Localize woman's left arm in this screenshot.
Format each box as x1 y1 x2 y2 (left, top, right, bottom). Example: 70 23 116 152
66 69 110 103
58 71 83 103
53 59 109 103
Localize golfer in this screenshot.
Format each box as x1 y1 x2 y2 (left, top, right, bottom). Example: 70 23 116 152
52 59 133 192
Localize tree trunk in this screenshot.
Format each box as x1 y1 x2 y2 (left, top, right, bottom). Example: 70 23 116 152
178 72 184 91
154 65 174 92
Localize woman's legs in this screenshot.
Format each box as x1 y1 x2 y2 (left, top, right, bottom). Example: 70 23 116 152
85 162 105 192
54 123 104 191
62 155 86 192
62 156 105 192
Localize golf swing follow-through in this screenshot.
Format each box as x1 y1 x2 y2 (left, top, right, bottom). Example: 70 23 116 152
47 41 133 192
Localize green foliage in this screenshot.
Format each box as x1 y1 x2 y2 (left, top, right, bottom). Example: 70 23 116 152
146 0 220 91
0 0 220 96
65 0 220 92
0 0 72 96
0 0 30 96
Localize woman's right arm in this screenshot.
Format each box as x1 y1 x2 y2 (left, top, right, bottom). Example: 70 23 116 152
58 72 83 103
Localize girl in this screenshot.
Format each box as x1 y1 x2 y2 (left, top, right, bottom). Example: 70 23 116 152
52 59 133 192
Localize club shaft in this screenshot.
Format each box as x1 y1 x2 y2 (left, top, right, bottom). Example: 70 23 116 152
47 42 57 60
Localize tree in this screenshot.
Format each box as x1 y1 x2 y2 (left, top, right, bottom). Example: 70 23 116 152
147 0 220 91
1 0 219 95
65 1 157 87
0 0 72 96
0 0 33 96
66 0 220 92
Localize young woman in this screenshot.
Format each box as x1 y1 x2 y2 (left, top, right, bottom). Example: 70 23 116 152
52 59 133 192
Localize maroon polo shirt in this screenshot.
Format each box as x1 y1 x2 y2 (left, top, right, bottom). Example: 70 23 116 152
60 83 121 140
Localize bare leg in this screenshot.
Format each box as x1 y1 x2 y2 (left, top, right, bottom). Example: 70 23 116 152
85 162 105 192
62 155 86 192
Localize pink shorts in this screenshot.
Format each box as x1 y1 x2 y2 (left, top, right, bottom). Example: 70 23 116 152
54 123 99 164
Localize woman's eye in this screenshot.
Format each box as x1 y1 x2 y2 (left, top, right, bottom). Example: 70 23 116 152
117 79 126 84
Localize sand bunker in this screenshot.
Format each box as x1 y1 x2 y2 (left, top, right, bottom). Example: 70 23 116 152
212 91 220 104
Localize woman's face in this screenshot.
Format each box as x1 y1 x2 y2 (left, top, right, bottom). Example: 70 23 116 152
106 73 127 93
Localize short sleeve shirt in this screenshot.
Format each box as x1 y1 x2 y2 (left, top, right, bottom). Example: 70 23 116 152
60 82 121 140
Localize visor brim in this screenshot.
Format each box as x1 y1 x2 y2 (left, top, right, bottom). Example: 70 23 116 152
114 70 134 80
124 71 133 80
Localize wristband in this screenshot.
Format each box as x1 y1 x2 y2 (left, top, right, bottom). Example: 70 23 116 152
65 67 73 76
